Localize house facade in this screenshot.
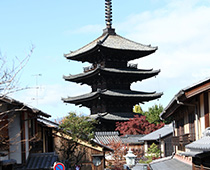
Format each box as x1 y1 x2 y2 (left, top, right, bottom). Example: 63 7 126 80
160 77 210 169
0 96 113 170
140 124 173 158
0 96 51 167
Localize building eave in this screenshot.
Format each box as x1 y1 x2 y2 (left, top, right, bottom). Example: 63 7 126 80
63 68 160 84
63 90 163 105
64 33 157 63
161 77 210 120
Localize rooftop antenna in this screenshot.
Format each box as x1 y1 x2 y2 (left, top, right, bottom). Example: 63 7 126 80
32 74 42 106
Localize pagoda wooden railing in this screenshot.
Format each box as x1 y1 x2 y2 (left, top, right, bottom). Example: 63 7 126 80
172 133 192 146
83 64 97 72
189 133 196 142
128 63 138 69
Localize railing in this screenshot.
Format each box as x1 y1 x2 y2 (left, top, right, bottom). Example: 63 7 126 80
172 136 179 146
83 65 96 72
83 64 100 72
172 134 191 146
189 133 196 142
128 63 138 69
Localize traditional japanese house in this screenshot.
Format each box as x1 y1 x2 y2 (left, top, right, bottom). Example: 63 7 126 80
0 96 113 170
160 77 210 170
63 0 162 131
140 123 173 157
0 96 52 169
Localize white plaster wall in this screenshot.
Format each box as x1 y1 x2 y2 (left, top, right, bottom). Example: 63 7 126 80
24 112 29 160
184 112 189 134
208 92 210 127
8 113 22 164
144 142 148 156
161 140 164 157
199 94 205 138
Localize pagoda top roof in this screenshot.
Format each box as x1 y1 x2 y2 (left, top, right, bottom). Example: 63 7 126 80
64 67 160 82
62 89 163 104
64 30 157 62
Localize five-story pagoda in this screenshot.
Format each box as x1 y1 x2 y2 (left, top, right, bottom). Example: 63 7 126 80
63 0 163 131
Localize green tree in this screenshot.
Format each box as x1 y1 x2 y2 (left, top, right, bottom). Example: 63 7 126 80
147 143 161 158
133 104 143 114
58 112 97 168
139 143 161 164
60 112 97 142
143 104 164 125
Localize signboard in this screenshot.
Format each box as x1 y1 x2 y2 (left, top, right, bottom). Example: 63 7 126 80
54 162 65 170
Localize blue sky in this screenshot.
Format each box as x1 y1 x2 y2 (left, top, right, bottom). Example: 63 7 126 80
1 0 210 119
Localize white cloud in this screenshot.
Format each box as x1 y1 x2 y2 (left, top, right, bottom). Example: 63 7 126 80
12 83 91 118
126 0 210 108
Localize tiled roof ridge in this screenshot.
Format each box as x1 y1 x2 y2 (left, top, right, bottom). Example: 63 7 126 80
95 131 119 136
64 34 105 58
114 33 157 50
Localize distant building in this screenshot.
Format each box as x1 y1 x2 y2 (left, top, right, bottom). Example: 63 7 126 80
140 124 173 157
63 0 162 131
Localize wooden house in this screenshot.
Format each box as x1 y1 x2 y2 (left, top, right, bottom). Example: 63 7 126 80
0 96 52 169
140 124 173 158
160 77 210 170
0 96 113 170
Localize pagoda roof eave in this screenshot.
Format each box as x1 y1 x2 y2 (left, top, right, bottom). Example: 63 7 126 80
62 89 163 104
63 67 161 83
64 33 157 62
89 112 140 121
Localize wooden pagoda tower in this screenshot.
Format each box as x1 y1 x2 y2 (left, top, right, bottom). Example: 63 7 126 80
63 0 162 131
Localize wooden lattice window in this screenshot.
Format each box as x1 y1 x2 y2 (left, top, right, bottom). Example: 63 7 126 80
188 113 195 141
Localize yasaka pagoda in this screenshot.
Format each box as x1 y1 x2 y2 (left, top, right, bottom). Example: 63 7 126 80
63 0 162 131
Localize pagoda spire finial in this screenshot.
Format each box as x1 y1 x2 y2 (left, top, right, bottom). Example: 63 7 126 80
105 0 112 29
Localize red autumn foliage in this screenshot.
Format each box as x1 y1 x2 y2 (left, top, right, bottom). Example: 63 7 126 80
105 140 126 170
115 115 164 136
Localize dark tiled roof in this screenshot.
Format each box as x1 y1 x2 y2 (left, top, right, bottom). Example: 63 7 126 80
24 152 58 170
37 117 59 129
64 67 160 83
89 112 139 121
63 89 163 104
140 124 173 141
94 131 122 145
185 127 210 151
149 157 192 170
64 33 157 60
0 159 16 166
0 96 51 118
121 134 145 144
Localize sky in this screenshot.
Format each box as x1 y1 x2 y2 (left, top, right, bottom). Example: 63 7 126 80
1 0 210 119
